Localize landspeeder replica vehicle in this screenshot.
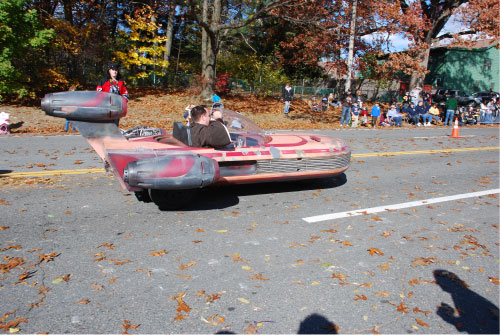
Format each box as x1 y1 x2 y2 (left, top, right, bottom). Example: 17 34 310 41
41 91 351 209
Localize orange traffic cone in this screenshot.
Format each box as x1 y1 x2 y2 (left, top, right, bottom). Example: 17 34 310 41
450 118 460 138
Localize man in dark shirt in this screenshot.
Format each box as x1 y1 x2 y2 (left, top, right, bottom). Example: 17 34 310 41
189 105 231 148
340 89 354 127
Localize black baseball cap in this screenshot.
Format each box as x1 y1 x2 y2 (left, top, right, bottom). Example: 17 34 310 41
108 63 119 70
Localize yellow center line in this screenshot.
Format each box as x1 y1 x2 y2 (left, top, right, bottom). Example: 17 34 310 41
1 146 498 178
3 168 106 178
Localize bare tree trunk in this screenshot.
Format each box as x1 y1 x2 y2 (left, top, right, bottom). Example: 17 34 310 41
344 0 357 92
200 0 221 99
409 47 430 89
164 6 175 66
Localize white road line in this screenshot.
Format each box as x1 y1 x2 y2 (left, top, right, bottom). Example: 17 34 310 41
302 189 500 223
413 135 476 139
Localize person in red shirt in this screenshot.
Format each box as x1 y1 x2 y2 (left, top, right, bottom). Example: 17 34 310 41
97 63 128 126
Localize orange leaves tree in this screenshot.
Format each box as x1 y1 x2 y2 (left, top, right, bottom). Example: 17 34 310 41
383 0 499 89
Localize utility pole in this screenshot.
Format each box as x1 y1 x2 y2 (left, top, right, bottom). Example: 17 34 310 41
345 0 357 92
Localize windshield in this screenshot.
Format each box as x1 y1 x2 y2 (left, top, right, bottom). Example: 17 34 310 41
212 106 268 147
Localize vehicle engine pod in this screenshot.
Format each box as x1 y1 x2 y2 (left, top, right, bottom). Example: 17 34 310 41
123 154 220 190
41 91 127 121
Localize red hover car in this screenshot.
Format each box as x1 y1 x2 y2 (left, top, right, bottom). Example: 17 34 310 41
41 91 351 209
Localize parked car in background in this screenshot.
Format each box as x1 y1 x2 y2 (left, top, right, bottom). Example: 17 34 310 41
473 91 499 103
433 88 478 106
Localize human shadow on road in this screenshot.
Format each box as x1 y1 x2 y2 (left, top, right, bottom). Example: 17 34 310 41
180 173 348 211
297 313 338 334
213 313 338 334
434 269 499 334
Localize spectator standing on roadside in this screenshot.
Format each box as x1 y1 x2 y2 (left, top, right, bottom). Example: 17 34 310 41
351 102 360 127
410 86 421 105
444 93 457 126
96 63 129 126
340 89 354 127
355 90 363 108
370 102 381 128
282 83 294 116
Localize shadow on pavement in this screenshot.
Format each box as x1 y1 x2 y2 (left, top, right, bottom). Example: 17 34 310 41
297 313 338 334
0 169 13 176
214 313 338 334
180 173 348 211
434 269 499 334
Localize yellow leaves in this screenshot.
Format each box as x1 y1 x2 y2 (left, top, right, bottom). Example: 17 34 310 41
77 299 90 305
98 243 116 250
244 323 259 334
293 260 305 267
91 283 105 291
0 256 24 273
38 253 59 264
179 261 196 271
0 226 9 230
250 273 270 281
354 294 367 301
415 318 429 327
170 293 191 322
397 302 410 314
367 248 384 256
52 273 71 284
411 257 438 267
237 298 250 304
241 265 252 271
370 216 383 222
413 307 431 316
488 277 500 285
341 241 353 246
375 291 390 297
121 320 140 334
201 314 225 326
0 317 27 332
150 250 167 257
378 263 389 271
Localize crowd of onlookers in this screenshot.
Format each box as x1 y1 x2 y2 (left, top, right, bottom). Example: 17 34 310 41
306 88 500 128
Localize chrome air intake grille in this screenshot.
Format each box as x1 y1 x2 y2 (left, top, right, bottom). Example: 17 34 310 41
255 152 351 174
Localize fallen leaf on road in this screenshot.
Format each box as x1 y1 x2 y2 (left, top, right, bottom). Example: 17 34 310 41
150 250 167 256
38 253 59 264
416 319 429 327
91 283 105 291
367 248 384 256
488 277 500 285
244 323 259 334
179 261 197 271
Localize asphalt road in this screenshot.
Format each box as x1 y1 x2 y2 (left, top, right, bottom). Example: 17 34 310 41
1 127 499 334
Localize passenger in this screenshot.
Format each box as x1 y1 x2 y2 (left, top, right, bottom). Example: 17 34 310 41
189 105 231 148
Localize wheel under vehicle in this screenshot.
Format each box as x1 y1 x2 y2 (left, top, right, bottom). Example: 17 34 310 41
148 188 198 210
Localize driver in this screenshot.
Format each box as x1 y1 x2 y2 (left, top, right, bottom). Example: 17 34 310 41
189 105 231 148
